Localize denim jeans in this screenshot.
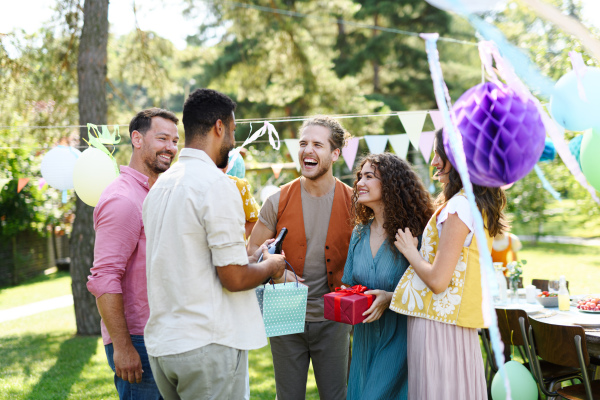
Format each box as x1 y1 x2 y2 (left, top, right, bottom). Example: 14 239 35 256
105 335 163 400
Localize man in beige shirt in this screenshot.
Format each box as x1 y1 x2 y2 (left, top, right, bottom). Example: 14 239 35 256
143 88 285 400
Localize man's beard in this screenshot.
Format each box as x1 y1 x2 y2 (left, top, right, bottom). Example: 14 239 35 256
217 132 234 169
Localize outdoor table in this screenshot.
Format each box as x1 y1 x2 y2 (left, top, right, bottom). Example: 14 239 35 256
496 302 600 357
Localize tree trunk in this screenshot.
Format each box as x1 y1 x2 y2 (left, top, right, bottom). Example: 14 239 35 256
71 0 108 336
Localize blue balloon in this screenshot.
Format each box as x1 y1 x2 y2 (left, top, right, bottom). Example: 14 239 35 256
569 135 583 169
550 68 600 132
539 138 556 162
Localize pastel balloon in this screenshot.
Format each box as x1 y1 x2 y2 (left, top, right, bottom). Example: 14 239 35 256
73 148 120 207
444 81 546 187
260 185 279 204
580 128 600 192
491 361 538 400
40 145 81 191
539 139 555 162
425 0 504 13
568 134 583 169
550 68 600 132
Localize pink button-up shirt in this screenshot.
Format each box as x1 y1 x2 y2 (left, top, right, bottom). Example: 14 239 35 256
87 166 150 345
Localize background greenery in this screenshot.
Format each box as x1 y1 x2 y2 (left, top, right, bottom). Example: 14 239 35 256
1 0 599 243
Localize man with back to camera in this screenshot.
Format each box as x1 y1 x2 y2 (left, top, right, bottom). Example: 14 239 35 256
142 88 286 400
87 108 180 399
248 115 355 400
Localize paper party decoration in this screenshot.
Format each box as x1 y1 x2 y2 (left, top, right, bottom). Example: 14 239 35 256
41 145 81 202
17 178 29 193
444 81 545 187
491 361 537 400
364 135 388 154
550 67 600 132
539 138 556 162
342 137 359 171
568 135 583 168
226 152 246 179
284 139 301 171
388 135 410 160
271 164 283 179
398 111 427 149
425 0 503 13
580 127 600 192
419 131 436 163
73 147 120 207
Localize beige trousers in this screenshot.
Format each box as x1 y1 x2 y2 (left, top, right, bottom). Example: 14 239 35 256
149 343 250 400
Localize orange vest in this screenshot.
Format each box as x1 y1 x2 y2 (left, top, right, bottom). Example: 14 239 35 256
491 235 512 268
276 178 354 292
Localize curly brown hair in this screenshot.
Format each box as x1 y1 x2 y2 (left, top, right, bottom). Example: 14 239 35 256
352 153 434 245
434 129 508 236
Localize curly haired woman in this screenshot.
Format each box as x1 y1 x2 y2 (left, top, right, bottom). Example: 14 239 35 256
390 128 507 399
342 152 434 400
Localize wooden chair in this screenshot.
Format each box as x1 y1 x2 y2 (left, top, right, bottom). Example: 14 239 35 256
528 318 599 399
482 309 581 398
532 279 570 292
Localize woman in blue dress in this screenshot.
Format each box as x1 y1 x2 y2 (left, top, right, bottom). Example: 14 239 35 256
342 153 434 400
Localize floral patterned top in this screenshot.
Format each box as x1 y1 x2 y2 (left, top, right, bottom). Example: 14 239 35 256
389 192 492 329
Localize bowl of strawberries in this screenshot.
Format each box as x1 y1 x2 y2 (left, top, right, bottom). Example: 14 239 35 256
536 291 558 307
576 297 600 313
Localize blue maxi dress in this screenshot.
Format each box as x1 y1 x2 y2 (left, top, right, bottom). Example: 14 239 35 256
342 223 412 400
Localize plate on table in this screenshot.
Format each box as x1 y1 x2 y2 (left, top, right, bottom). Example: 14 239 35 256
578 309 600 314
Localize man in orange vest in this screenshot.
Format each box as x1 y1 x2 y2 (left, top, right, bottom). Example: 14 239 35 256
248 116 354 400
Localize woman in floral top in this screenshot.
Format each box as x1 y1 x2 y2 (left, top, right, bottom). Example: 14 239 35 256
390 129 507 399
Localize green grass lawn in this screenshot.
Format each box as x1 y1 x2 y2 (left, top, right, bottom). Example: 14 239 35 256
519 242 600 294
0 271 71 310
0 272 319 399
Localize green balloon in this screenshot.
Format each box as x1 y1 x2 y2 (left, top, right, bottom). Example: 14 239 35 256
581 128 600 192
491 361 538 400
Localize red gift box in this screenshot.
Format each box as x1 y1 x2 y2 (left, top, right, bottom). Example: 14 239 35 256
323 285 374 325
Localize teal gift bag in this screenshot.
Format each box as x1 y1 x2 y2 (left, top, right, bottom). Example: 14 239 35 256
259 262 308 337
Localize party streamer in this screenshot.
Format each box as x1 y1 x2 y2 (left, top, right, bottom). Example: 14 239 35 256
420 32 509 397
534 165 561 201
227 121 281 174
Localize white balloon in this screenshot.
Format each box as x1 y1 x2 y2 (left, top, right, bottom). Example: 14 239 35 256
260 185 279 204
73 147 120 207
40 146 81 191
425 0 504 13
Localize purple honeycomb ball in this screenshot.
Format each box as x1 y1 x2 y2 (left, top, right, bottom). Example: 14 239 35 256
443 81 546 187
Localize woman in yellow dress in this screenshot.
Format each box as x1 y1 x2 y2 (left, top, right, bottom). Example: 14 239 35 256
390 128 507 399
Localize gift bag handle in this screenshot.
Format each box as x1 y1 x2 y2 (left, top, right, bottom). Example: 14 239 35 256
266 260 299 288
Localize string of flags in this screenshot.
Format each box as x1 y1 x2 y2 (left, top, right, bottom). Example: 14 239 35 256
284 110 441 172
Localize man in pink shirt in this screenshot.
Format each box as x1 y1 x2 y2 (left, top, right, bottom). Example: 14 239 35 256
87 108 179 400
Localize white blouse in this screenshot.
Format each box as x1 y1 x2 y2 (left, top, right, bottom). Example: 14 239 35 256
437 194 475 247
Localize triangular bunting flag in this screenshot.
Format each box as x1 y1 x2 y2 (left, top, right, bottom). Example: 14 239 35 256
364 135 388 154
388 135 410 160
284 139 301 171
38 178 47 189
429 110 444 130
17 178 30 193
342 138 359 171
398 111 427 150
419 131 436 163
271 163 283 179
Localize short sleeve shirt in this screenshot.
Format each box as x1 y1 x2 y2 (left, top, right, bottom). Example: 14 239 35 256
228 176 260 223
143 148 266 357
